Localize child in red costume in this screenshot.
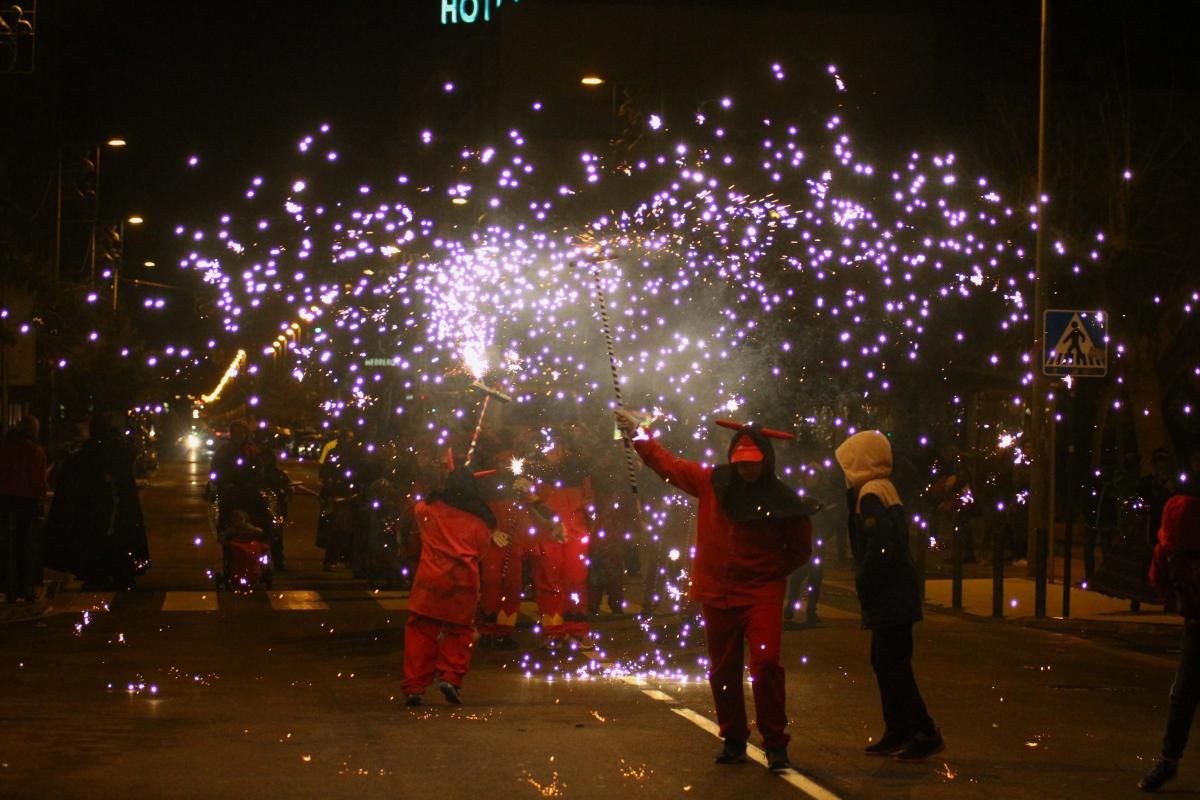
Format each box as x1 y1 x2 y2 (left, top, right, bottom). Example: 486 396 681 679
535 441 595 648
478 461 563 648
402 468 496 706
616 409 816 772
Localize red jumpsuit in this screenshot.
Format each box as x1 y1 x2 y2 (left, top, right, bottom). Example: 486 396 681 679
537 479 593 640
634 437 812 749
479 497 555 638
402 500 492 694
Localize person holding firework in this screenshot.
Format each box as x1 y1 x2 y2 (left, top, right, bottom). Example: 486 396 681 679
615 408 816 772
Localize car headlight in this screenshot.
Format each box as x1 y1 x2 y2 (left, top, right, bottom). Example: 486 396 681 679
185 434 201 450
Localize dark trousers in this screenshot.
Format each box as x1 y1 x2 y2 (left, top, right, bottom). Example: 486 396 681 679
1162 621 1200 760
784 559 823 621
870 624 935 738
1 497 39 603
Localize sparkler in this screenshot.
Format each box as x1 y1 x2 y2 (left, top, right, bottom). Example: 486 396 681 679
139 59 1181 644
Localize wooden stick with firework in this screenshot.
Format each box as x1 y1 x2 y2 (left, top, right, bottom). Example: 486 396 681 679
465 379 512 468
577 238 640 500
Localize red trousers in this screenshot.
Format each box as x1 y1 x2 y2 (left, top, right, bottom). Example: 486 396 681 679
701 601 790 749
536 538 590 638
479 541 525 636
402 612 475 693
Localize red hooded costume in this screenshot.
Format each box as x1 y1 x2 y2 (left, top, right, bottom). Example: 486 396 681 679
1150 494 1200 620
633 426 814 751
402 470 495 696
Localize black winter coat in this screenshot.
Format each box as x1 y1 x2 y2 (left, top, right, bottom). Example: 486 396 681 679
850 493 922 629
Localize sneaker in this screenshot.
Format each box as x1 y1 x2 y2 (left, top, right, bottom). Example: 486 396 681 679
714 738 747 764
1139 759 1178 792
404 694 423 707
766 747 793 772
569 635 596 651
864 731 908 756
438 680 461 705
895 729 945 762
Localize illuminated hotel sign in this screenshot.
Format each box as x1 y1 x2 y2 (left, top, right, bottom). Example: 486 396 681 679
441 0 518 24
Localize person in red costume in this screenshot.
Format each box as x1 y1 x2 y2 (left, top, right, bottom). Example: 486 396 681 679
478 452 563 649
616 408 817 772
1140 491 1200 792
535 434 595 649
402 466 497 707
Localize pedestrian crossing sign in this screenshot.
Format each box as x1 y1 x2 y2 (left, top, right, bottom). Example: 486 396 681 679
1043 309 1107 377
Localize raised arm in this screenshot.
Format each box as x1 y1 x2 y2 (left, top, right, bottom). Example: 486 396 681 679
632 437 708 498
614 407 708 497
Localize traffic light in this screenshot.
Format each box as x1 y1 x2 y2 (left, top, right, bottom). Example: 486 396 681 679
98 223 122 269
1 2 37 74
75 153 97 200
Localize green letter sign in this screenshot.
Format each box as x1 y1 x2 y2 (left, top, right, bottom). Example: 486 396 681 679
441 0 518 25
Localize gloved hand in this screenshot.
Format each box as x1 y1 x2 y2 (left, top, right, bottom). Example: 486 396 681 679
550 523 567 543
513 476 535 495
491 529 512 548
614 407 647 439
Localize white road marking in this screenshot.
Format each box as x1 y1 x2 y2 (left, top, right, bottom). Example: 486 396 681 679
370 590 408 611
668 708 844 800
162 592 218 612
267 591 329 611
641 689 678 703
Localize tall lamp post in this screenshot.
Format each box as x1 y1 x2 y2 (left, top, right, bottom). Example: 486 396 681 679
112 214 143 310
86 138 127 288
1028 0 1053 612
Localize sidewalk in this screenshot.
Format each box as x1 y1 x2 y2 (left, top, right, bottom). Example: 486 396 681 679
923 576 1173 624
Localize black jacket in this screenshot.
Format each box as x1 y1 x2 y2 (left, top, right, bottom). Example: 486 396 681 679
850 493 922 629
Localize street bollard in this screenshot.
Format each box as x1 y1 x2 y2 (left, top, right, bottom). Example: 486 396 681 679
992 518 1005 618
952 523 963 610
916 521 927 602
1034 526 1049 618
1062 517 1072 619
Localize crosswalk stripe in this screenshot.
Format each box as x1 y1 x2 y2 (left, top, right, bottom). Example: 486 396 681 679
370 590 408 611
267 590 329 611
163 592 219 612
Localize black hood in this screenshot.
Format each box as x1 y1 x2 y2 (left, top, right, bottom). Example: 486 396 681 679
429 468 497 528
710 427 822 523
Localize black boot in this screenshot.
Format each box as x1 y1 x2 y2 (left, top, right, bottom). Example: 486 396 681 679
1139 759 1178 792
766 747 793 772
714 738 747 764
864 730 908 756
895 728 945 762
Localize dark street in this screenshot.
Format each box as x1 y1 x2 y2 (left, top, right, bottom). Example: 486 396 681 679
0 455 1190 799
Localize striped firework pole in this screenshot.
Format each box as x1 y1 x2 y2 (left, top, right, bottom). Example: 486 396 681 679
583 256 640 499
464 379 512 468
464 394 491 468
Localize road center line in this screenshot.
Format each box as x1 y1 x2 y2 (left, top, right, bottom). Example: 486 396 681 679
268 591 329 611
668 707 844 800
640 689 678 703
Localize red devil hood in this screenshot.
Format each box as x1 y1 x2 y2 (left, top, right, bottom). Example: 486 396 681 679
1159 494 1200 552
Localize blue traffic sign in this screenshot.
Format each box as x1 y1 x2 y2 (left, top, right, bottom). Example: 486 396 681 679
1043 309 1107 377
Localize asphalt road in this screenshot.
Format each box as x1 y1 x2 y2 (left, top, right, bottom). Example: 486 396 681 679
0 455 1194 799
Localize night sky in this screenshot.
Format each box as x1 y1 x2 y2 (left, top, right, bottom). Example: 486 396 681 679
3 1 1198 350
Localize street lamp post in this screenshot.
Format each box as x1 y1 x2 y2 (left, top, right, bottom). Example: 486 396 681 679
113 215 143 310
1028 0 1052 616
86 138 126 288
